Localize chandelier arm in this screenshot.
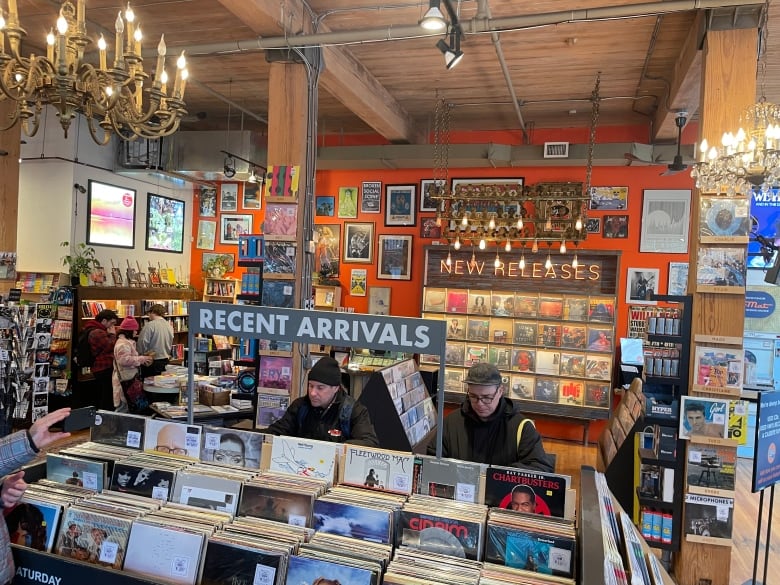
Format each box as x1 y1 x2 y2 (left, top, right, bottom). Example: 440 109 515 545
85 115 113 146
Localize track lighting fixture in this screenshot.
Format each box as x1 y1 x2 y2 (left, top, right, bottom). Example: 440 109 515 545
223 155 236 178
420 0 446 31
436 36 464 69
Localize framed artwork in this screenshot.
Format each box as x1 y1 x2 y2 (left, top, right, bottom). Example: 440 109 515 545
668 262 689 296
199 185 217 217
145 193 185 253
242 182 261 209
602 215 629 238
368 287 391 315
361 181 382 213
585 218 601 234
451 177 524 193
420 179 444 212
377 234 413 280
220 214 253 245
385 185 416 226
343 222 374 263
315 195 335 217
86 180 136 249
420 218 442 238
201 253 235 273
696 246 747 293
640 189 692 253
589 186 628 210
350 269 367 296
313 224 341 278
626 268 659 304
220 183 238 212
338 187 359 218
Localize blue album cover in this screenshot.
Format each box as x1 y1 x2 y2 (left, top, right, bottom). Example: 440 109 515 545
313 499 392 544
485 524 575 578
6 497 62 552
284 555 373 585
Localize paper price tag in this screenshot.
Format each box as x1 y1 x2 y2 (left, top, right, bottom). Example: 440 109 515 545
185 433 199 449
126 430 141 448
94 414 103 426
283 285 293 295
82 471 98 491
392 474 410 492
171 556 190 577
716 504 730 521
99 541 119 564
689 450 702 464
734 402 747 415
205 433 221 450
549 547 572 573
455 483 475 503
152 486 169 501
286 247 295 256
288 514 306 527
254 564 277 585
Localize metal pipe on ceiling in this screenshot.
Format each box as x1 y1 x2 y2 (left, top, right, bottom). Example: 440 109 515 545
191 80 269 125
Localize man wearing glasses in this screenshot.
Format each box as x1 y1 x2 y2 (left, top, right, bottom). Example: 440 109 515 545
431 363 554 471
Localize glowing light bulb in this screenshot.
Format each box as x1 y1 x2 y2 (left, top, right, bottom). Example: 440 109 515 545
494 253 501 268
504 241 511 253
56 15 67 34
488 217 496 230
446 251 452 266
461 215 468 227
532 240 538 253
98 35 107 50
47 30 56 46
545 254 552 269
560 241 566 254
479 239 486 250
517 218 524 230
105 86 113 96
453 237 461 251
575 217 582 231
470 251 476 265
519 254 526 270
545 217 552 231
435 217 442 227
572 254 578 268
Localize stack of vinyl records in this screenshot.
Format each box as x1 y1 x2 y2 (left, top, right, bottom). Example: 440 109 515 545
238 471 329 527
479 563 576 584
45 453 108 492
226 515 314 544
312 485 405 545
200 527 294 585
59 442 137 480
172 464 255 515
484 508 576 579
108 451 191 501
399 495 488 560
339 444 416 496
283 553 379 585
412 454 485 503
384 546 483 584
265 435 343 485
199 425 269 469
298 532 393 582
89 410 148 450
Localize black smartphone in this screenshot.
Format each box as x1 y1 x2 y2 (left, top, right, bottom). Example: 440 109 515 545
61 406 97 432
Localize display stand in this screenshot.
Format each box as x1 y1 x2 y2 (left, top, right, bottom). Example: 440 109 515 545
202 277 238 303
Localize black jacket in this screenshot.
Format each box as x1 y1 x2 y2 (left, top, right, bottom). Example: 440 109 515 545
265 389 379 447
430 397 554 471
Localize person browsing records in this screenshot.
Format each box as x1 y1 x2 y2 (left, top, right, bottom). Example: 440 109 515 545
265 357 379 446
430 363 554 471
82 309 118 411
113 317 153 413
136 304 174 378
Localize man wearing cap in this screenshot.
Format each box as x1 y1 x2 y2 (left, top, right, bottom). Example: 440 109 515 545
265 356 379 446
137 304 174 378
430 362 554 471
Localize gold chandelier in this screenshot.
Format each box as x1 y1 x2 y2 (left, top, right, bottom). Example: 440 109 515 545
0 0 188 144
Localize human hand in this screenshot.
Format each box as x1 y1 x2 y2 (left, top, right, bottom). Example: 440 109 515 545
28 408 72 449
1 471 28 508
143 356 154 366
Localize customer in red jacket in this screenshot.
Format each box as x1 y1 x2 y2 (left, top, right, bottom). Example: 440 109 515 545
82 309 118 411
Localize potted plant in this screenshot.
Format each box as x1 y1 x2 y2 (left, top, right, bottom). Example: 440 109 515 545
205 254 232 278
61 241 99 286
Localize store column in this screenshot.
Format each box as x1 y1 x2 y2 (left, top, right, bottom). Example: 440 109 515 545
0 100 21 269
673 26 757 585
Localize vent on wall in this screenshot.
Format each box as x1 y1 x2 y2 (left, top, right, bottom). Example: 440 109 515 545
544 142 570 158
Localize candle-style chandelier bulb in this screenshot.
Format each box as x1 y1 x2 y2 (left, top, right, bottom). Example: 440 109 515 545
461 215 469 227
479 239 486 250
453 236 461 250
560 240 567 254
470 251 476 265
494 252 501 268
572 254 579 269
545 217 552 231
517 217 524 230
519 253 526 271
545 254 552 269
435 217 442 227
446 251 452 266
532 240 538 253
504 240 511 252
575 217 583 231
488 216 496 230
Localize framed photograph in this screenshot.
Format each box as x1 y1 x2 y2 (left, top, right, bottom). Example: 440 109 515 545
343 222 374 263
313 224 341 278
220 214 253 245
377 234 413 280
420 179 444 212
195 220 216 250
199 185 217 217
640 189 692 253
242 182 261 209
668 262 689 296
350 269 367 296
361 182 382 214
86 180 136 249
590 186 628 210
626 268 659 304
201 253 235 273
679 395 729 440
145 193 185 253
602 214 629 238
585 218 601 234
220 183 239 212
315 195 335 217
338 187 359 218
385 185 416 226
368 286 391 315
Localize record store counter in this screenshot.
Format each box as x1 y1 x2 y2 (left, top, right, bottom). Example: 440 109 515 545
150 402 255 427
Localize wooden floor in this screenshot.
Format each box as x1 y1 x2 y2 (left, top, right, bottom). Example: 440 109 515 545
548 439 779 585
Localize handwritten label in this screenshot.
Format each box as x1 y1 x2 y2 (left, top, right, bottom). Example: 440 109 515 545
254 564 276 585
126 430 141 448
99 541 119 564
205 433 221 450
455 483 475 503
185 433 199 449
288 514 306 527
152 486 169 501
171 556 190 577
82 472 98 490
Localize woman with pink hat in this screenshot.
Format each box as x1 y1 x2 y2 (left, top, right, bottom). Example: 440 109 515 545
112 317 153 413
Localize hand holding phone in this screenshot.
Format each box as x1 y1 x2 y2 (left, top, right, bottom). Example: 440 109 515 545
61 406 97 433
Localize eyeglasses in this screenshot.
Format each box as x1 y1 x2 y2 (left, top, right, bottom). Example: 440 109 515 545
466 387 501 404
213 450 244 465
155 445 187 455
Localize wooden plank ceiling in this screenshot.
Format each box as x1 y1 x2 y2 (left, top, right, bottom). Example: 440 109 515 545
12 0 776 145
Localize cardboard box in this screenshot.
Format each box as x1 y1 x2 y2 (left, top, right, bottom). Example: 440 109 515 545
199 389 231 406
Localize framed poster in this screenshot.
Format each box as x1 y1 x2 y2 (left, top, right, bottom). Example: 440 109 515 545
343 222 374 263
420 179 444 212
369 287 391 315
242 182 261 209
668 262 689 296
602 215 629 238
86 180 136 249
199 185 217 217
220 183 239 212
626 268 659 304
220 214 253 245
316 195 335 217
385 185 416 226
377 234 413 280
145 193 185 253
201 253 235 273
585 218 601 234
589 186 628 210
695 246 746 293
361 181 382 214
338 187 359 218
640 189 691 253
313 224 341 278
350 269 367 296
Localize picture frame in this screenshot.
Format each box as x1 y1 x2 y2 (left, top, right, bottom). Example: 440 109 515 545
420 179 444 212
695 246 747 293
602 215 629 238
640 189 692 253
361 182 382 214
368 286 391 315
196 220 216 250
242 182 261 210
420 218 442 238
338 187 359 218
385 185 416 226
201 253 235 273
451 177 524 193
589 186 628 210
313 224 341 278
86 180 137 249
342 222 374 263
220 183 239 212
220 214 253 245
668 262 689 296
316 195 335 217
199 185 217 217
350 269 367 296
377 234 413 280
585 218 601 234
626 268 659 304
145 193 185 253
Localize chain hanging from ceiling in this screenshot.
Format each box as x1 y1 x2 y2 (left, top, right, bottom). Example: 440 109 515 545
432 96 452 198
585 72 601 200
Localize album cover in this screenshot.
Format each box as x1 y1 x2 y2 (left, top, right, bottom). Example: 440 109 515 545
412 455 482 503
491 292 515 317
488 346 512 370
538 324 561 348
586 327 613 352
513 321 537 345
559 380 585 406
509 375 535 400
585 355 612 381
200 426 264 469
341 445 415 495
588 298 615 323
200 538 286 585
6 496 62 552
693 346 744 393
696 246 746 290
446 316 466 340
534 378 560 403
110 463 176 501
535 350 560 376
489 318 513 344
269 436 341 483
312 499 393 544
46 453 106 492
123 520 207 585
484 466 570 517
699 196 751 243
446 290 468 314
585 383 610 408
423 288 447 312
513 295 539 318
264 203 299 238
558 353 586 378
562 296 588 321
399 510 484 560
684 494 734 545
485 523 575 577
538 297 563 319
444 342 465 367
687 445 736 493
512 349 536 373
467 318 490 342
679 396 729 440
284 554 374 585
262 281 295 308
465 344 488 367
444 368 465 393
172 472 243 515
55 507 134 569
90 410 146 450
259 355 294 392
238 484 315 526
263 242 297 276
143 420 202 459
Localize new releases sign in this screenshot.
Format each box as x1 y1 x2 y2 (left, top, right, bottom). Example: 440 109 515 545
190 302 446 354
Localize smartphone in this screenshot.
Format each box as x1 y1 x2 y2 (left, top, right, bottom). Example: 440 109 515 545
61 406 97 432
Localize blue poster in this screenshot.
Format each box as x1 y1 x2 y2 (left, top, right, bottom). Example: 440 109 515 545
752 392 780 492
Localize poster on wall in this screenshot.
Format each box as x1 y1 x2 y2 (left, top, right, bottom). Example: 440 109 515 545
313 224 341 278
626 268 659 304
199 185 217 217
668 262 689 296
640 189 691 253
220 183 239 212
242 182 261 209
350 269 367 296
86 180 136 249
145 193 185 253
368 287 391 315
361 182 381 213
338 187 359 218
196 220 217 250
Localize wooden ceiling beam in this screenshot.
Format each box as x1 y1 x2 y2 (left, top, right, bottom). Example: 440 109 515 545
215 0 422 144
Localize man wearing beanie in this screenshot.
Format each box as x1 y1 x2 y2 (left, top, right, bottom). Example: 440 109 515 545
430 362 554 471
265 356 379 446
137 304 174 378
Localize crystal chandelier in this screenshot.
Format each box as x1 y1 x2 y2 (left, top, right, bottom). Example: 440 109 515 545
0 0 188 144
691 98 780 194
